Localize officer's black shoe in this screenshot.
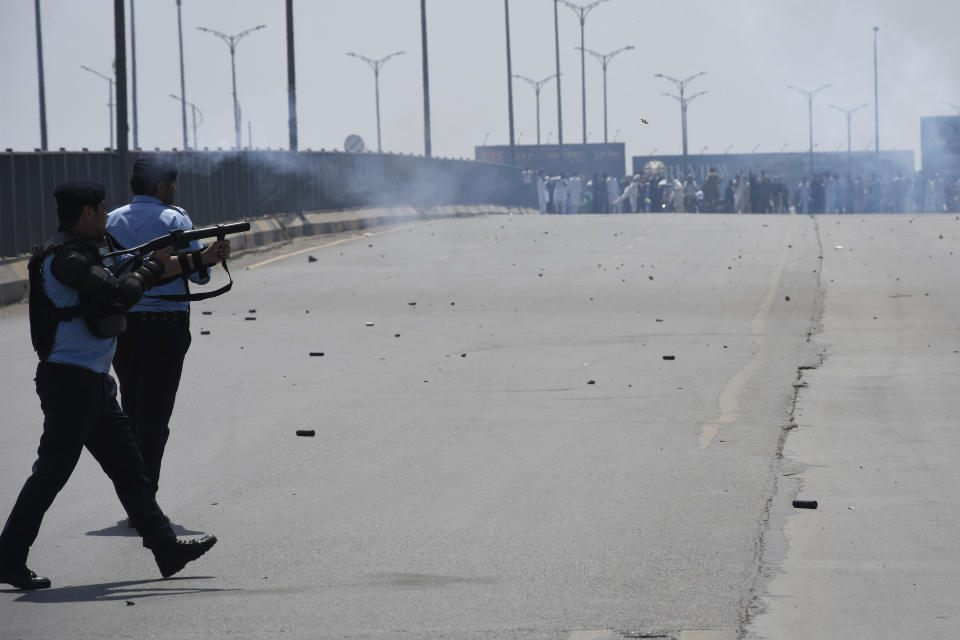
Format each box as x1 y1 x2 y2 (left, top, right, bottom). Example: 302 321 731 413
154 534 217 578
0 563 51 590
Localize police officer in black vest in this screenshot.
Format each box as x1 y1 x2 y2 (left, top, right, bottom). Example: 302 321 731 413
0 181 218 590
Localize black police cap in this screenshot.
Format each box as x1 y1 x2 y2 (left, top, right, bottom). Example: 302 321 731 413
53 181 106 210
132 157 177 183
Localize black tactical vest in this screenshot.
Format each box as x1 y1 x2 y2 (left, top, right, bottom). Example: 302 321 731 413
28 233 126 360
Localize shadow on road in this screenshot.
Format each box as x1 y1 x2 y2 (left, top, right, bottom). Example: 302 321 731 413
5 576 239 603
86 520 206 537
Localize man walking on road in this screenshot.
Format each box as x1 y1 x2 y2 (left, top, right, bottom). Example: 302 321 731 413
0 181 218 590
107 158 231 515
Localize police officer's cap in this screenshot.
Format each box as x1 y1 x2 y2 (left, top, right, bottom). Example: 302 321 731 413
53 181 106 210
132 157 177 183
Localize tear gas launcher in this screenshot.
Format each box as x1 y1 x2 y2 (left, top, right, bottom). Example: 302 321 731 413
101 221 251 302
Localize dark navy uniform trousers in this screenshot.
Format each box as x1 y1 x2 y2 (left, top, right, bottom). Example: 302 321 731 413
0 361 176 565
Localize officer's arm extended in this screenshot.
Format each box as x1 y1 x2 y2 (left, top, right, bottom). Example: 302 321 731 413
51 247 183 310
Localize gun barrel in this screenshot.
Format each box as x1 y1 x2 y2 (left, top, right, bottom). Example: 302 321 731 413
105 221 251 258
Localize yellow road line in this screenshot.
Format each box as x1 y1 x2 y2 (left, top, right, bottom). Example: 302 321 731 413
699 216 795 450
244 220 434 270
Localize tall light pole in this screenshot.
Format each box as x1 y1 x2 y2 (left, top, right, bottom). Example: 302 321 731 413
576 45 633 143
113 0 129 155
513 74 557 145
346 51 405 153
175 0 188 149
420 0 431 157
80 64 115 150
130 0 139 149
34 0 48 150
285 0 298 151
788 83 832 175
559 0 609 145
197 24 265 151
504 0 516 153
655 71 707 156
829 102 868 173
553 0 563 145
873 26 880 158
169 93 204 149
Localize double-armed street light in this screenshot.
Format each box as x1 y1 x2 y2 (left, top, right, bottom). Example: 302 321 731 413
788 83 831 174
80 64 114 150
346 51 405 153
513 73 558 145
829 102 868 171
576 45 634 143
559 0 610 144
197 24 265 151
169 93 204 150
655 71 707 156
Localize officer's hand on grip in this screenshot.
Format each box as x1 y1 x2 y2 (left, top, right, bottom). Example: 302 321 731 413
202 240 231 266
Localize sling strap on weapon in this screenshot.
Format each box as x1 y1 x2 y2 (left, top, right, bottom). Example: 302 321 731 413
104 221 250 303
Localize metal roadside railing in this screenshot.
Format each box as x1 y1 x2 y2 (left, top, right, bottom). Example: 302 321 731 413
0 150 524 258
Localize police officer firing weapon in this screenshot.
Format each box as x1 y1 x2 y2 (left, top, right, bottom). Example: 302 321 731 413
107 158 232 519
0 181 218 590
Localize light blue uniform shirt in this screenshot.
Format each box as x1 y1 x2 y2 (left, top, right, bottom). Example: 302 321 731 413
106 195 210 312
43 252 116 374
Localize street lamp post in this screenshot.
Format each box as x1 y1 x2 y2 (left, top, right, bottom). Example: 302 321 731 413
80 64 114 150
504 0 515 152
34 0 48 150
130 0 139 149
655 71 707 156
559 0 609 144
788 83 832 175
169 93 204 149
513 74 557 145
197 24 265 151
176 0 188 149
829 102 868 174
576 45 633 143
420 0 431 157
552 0 563 145
873 26 880 158
346 51 405 153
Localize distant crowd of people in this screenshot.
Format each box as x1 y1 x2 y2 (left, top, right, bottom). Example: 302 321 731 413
523 167 960 214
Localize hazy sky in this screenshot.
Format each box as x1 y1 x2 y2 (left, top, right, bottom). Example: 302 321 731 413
2 0 959 168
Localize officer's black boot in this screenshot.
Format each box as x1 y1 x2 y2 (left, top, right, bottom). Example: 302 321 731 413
153 534 217 578
0 561 51 590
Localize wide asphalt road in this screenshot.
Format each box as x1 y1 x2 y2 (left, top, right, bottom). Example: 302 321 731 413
1 212 956 639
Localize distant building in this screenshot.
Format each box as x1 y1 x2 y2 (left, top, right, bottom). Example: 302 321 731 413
476 143 626 178
921 116 960 178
